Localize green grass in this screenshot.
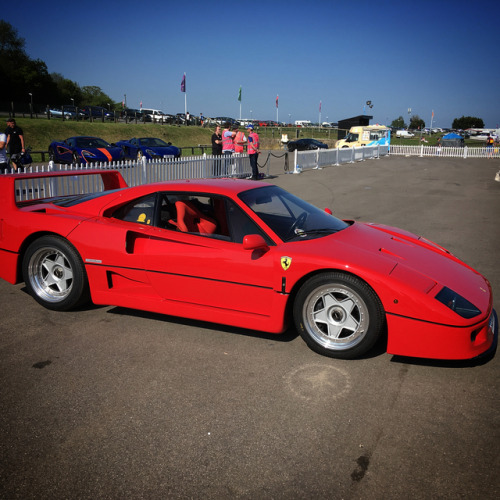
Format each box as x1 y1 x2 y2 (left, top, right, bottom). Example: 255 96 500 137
5 117 486 162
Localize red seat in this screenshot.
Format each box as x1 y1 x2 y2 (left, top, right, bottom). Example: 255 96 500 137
173 201 217 234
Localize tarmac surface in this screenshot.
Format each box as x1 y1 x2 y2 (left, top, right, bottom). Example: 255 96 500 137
1 153 499 499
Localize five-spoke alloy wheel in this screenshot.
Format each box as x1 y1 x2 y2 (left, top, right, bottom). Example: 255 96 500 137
294 272 384 359
22 236 90 311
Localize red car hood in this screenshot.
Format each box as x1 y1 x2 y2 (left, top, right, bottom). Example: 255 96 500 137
308 221 491 315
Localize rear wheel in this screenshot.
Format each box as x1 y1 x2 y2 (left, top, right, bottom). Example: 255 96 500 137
22 236 90 311
293 272 384 359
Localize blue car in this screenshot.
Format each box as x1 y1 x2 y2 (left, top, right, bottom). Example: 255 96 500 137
116 137 181 161
48 136 124 164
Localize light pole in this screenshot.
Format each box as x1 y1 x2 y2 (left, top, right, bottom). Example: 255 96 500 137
29 92 33 118
408 108 412 129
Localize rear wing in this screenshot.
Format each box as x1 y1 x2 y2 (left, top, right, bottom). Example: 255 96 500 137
0 169 128 209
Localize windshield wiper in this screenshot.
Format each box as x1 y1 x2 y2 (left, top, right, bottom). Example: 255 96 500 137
285 228 340 241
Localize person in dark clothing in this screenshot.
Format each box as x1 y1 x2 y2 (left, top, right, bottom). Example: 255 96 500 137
211 125 223 177
5 118 25 170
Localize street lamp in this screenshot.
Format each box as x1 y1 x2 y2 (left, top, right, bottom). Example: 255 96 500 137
28 92 33 118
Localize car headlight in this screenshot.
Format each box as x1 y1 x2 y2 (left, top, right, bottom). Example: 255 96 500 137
81 150 96 158
145 149 158 157
435 287 481 319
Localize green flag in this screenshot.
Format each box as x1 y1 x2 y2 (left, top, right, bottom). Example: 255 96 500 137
238 86 242 102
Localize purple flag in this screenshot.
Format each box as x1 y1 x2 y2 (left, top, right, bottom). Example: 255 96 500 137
181 73 186 93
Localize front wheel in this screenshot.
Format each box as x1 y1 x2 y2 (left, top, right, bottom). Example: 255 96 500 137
22 236 90 311
136 150 143 161
293 272 384 359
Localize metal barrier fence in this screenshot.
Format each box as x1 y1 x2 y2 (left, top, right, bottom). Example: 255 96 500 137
293 145 390 173
9 153 255 202
389 144 500 158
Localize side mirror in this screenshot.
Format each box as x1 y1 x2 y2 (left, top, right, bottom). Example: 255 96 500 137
243 234 269 251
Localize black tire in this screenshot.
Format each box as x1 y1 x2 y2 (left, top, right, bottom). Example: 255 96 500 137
22 236 90 311
72 152 80 164
48 146 55 162
293 272 384 359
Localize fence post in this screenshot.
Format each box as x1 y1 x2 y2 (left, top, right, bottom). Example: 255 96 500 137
464 146 468 159
293 149 301 174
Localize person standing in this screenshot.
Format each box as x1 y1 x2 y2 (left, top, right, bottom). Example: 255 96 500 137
246 124 260 180
0 129 8 173
234 126 247 154
486 134 494 159
211 125 223 177
5 118 24 170
222 122 236 176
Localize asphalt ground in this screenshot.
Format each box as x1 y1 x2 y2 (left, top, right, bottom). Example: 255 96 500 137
1 153 499 499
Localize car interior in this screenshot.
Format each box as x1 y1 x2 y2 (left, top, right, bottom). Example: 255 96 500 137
111 192 273 245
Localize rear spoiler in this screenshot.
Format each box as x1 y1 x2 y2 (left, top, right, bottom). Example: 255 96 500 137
0 169 128 208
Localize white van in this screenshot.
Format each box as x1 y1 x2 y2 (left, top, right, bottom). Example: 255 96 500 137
141 109 167 123
336 125 390 148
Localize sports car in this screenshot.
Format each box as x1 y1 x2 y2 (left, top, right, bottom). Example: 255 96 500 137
116 137 181 161
287 138 328 152
48 136 124 164
0 171 496 361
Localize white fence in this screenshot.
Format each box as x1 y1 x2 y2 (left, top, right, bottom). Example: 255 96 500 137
389 144 500 159
294 145 390 173
8 143 498 202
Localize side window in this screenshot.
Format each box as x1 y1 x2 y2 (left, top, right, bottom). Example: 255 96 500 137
225 199 273 245
112 193 157 225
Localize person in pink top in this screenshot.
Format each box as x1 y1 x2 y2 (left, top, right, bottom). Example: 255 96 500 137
234 126 247 154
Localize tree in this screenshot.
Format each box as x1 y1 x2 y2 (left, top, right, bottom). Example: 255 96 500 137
452 116 484 130
81 85 114 107
391 116 406 129
51 73 83 105
409 115 425 130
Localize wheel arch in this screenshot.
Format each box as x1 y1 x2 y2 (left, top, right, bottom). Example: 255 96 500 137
16 231 78 283
285 268 386 324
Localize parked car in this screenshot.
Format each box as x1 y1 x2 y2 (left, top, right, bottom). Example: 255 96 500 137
62 105 86 119
48 108 74 120
80 106 115 120
396 130 415 138
214 117 239 126
0 172 496 361
48 136 124 164
287 138 328 152
116 137 181 160
121 108 142 121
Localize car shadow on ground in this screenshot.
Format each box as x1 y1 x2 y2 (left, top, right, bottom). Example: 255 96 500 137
106 306 300 344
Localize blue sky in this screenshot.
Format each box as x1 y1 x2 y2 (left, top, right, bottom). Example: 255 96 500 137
4 0 500 127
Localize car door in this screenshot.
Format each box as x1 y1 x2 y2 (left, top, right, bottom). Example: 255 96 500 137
142 194 281 329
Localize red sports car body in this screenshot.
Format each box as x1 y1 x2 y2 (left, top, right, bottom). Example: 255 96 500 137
0 170 496 360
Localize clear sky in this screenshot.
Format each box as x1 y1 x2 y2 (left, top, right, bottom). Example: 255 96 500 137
4 0 500 128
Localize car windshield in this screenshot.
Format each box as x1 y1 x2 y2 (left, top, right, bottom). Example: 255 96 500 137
138 138 168 147
75 137 111 148
239 185 348 242
345 133 359 142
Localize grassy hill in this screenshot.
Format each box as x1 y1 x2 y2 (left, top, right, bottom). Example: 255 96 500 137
7 118 214 157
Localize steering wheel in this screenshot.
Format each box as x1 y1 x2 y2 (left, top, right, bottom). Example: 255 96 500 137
287 211 308 239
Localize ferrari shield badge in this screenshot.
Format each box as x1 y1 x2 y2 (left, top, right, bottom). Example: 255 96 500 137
281 256 292 271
